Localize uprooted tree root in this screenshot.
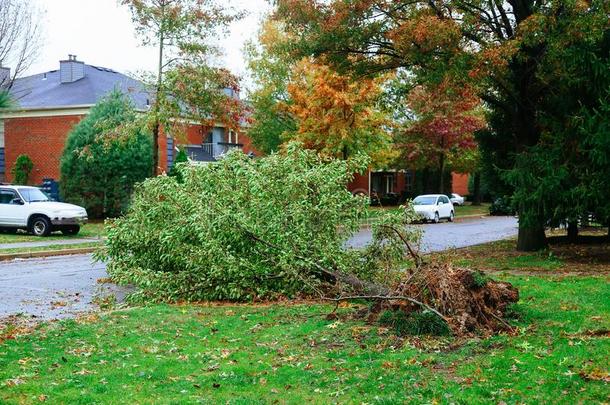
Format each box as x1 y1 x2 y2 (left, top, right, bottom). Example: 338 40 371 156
385 260 518 336
330 260 519 337
325 226 519 337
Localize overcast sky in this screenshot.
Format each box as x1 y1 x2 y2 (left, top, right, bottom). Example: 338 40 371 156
27 0 271 92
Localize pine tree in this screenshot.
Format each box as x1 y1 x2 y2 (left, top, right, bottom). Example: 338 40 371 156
60 91 153 218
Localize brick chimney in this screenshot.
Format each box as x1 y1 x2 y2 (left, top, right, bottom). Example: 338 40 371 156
60 54 85 83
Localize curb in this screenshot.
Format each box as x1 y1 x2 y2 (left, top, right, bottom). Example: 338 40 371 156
0 247 99 261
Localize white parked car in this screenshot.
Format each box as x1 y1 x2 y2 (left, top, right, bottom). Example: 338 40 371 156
412 194 454 223
0 185 87 236
449 193 465 206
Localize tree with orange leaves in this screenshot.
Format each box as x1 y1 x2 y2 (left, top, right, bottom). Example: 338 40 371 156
284 60 394 165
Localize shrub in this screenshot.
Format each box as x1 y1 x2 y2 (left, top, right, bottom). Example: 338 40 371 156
99 145 420 302
168 149 189 182
11 154 34 185
60 91 152 218
489 197 515 216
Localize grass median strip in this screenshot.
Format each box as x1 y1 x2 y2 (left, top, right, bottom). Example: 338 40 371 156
0 223 106 244
0 242 102 256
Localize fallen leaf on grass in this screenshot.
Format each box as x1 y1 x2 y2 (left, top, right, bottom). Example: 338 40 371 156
74 368 96 375
4 378 25 387
382 361 396 369
579 368 610 382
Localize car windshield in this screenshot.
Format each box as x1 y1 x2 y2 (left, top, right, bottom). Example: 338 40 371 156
413 196 437 205
18 188 51 203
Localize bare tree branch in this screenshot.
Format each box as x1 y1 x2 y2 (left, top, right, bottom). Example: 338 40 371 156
0 0 42 88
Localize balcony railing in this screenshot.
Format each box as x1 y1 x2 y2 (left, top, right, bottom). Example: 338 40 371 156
201 142 243 159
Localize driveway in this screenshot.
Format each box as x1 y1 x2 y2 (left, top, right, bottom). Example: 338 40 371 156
0 216 518 319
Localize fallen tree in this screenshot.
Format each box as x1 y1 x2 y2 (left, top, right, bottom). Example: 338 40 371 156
100 144 518 336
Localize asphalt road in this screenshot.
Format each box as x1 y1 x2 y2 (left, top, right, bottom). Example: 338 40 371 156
349 215 519 252
0 255 124 319
0 216 518 320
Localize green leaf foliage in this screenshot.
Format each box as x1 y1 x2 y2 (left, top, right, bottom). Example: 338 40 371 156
99 144 420 302
168 148 189 182
60 91 152 218
244 19 297 154
0 90 13 109
11 154 33 185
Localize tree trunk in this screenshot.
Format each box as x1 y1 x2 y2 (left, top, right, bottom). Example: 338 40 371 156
567 221 578 243
438 153 445 194
152 27 164 176
152 122 160 176
516 221 547 251
472 171 481 205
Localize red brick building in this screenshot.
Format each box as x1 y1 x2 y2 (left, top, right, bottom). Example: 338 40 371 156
451 173 469 196
348 170 470 203
0 55 255 185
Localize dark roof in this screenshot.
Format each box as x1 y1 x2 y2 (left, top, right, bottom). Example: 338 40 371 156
9 64 151 110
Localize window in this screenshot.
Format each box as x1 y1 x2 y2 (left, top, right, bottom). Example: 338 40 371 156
18 188 50 202
385 174 394 194
413 196 437 205
167 138 174 168
404 170 414 192
0 189 17 204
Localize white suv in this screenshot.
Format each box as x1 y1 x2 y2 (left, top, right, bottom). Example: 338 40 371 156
0 185 88 236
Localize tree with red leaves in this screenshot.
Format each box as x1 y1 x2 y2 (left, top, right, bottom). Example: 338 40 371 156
402 80 485 193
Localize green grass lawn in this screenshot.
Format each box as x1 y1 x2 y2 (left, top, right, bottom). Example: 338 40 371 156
366 203 490 222
0 222 105 244
1 275 608 403
449 238 610 275
454 202 490 217
0 242 101 256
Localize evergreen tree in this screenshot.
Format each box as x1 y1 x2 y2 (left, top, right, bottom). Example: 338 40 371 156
60 91 152 218
168 148 189 183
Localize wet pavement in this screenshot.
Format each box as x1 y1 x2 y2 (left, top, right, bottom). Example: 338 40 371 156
0 216 518 320
0 254 128 319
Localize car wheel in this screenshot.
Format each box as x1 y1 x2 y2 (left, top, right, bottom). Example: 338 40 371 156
433 212 440 223
61 225 81 236
29 216 51 237
449 211 454 222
